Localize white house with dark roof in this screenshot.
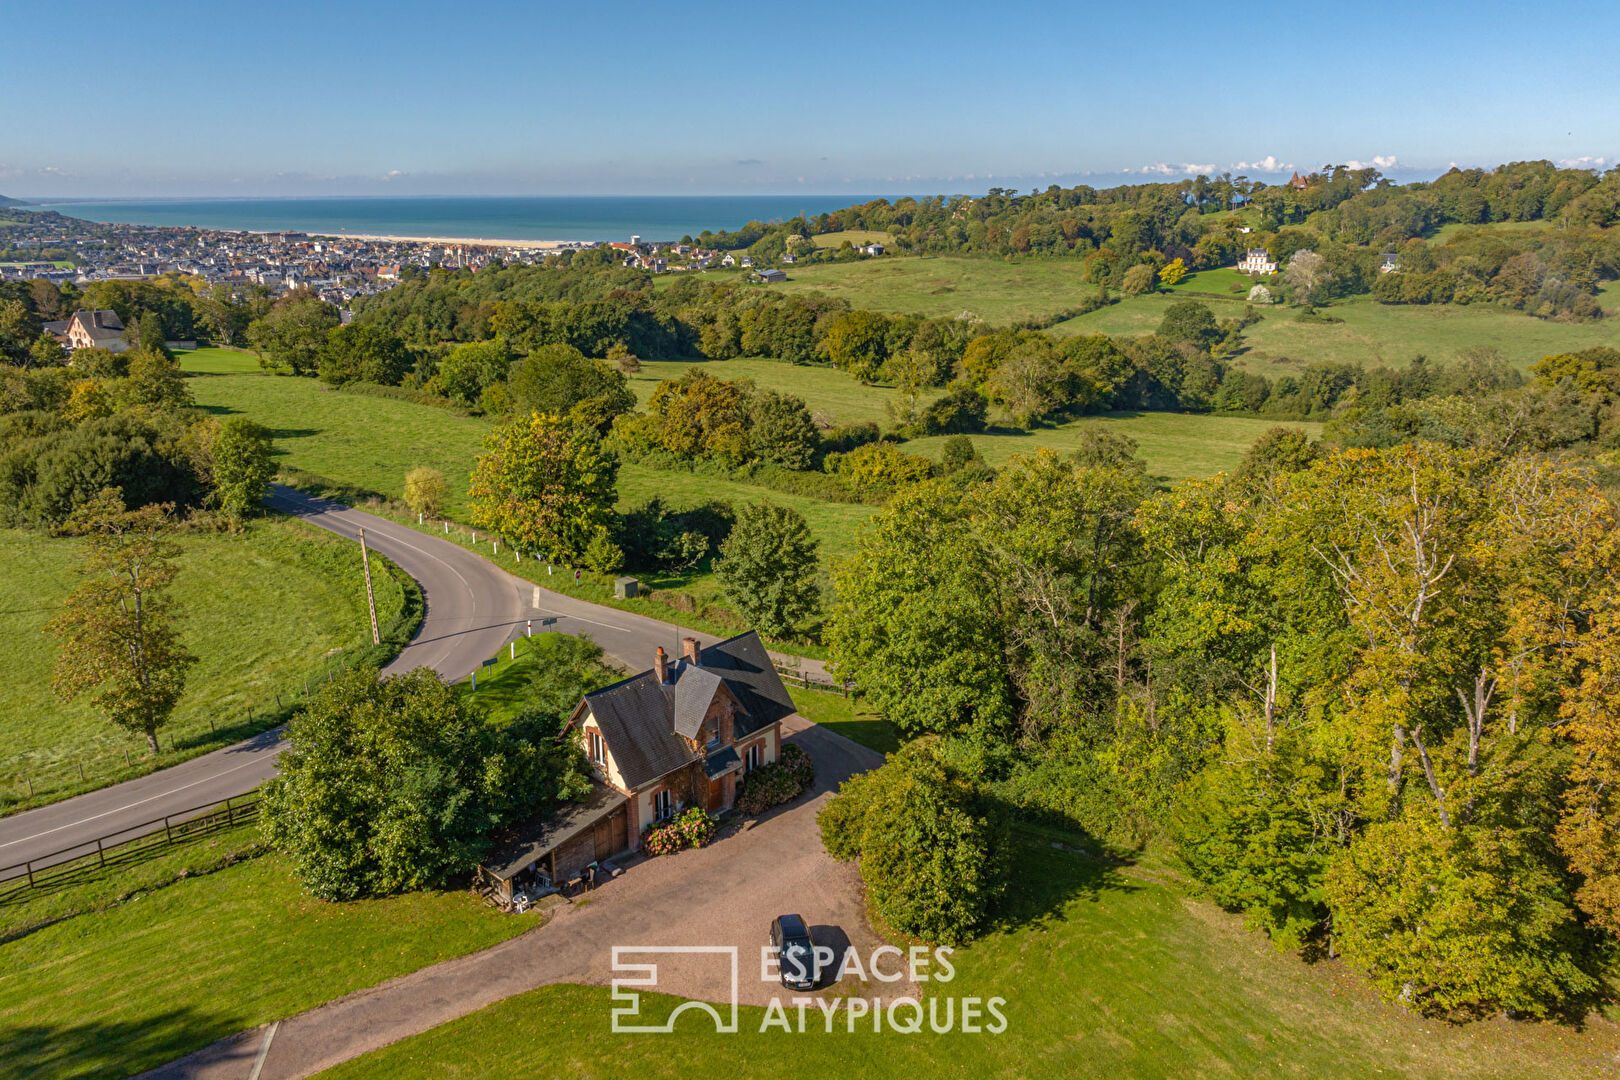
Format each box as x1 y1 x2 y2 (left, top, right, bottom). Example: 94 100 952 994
65 309 127 352
476 631 796 906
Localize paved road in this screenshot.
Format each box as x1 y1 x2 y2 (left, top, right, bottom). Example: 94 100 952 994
141 717 888 1080
0 488 828 881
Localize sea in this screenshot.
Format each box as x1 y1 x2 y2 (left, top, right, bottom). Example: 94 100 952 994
23 195 885 243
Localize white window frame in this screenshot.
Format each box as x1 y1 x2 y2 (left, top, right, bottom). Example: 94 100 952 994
588 730 605 767
745 742 764 772
653 788 673 822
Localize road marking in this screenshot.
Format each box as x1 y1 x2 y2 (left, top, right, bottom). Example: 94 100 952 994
0 751 277 850
247 1021 279 1080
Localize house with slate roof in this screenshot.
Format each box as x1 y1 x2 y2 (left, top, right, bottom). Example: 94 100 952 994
476 631 796 906
65 309 127 352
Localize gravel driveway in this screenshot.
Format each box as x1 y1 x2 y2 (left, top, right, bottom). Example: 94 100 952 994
143 714 896 1080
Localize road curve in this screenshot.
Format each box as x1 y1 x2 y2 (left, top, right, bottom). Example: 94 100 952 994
0 488 827 880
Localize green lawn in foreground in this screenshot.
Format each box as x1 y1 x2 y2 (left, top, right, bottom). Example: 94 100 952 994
907 412 1321 482
1164 266 1263 297
315 836 1618 1080
1050 289 1619 374
0 520 401 799
769 255 1098 324
0 848 539 1080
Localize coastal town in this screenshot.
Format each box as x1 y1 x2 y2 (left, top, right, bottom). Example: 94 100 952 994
0 205 871 307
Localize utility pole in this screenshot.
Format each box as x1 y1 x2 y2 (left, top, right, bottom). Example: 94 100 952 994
358 527 380 645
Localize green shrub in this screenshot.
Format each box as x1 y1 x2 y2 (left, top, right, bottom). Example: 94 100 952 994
737 743 816 814
817 737 1009 945
641 805 715 856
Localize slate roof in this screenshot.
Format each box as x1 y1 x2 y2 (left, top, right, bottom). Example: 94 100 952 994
699 631 796 739
580 671 690 790
580 630 797 789
671 664 725 740
705 745 742 780
70 309 123 340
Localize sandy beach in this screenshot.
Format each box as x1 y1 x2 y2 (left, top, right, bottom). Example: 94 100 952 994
320 233 582 249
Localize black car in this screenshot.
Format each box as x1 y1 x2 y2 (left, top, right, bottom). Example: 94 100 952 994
770 913 818 990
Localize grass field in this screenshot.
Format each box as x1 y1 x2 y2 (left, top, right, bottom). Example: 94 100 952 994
770 255 1097 325
0 518 404 801
1051 288 1620 374
628 357 936 426
0 845 539 1080
1163 266 1263 297
809 230 893 249
315 834 1619 1080
908 412 1320 481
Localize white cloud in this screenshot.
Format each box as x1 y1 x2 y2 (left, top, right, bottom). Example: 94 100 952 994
1558 155 1610 168
1231 155 1291 173
1131 162 1214 177
1344 155 1398 170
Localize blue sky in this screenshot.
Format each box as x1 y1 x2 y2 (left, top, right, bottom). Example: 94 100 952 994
4 0 1616 197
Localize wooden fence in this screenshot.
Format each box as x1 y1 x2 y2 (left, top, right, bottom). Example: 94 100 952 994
0 795 261 903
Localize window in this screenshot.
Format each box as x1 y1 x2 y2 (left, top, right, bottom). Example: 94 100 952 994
745 742 764 772
653 789 673 822
588 730 605 767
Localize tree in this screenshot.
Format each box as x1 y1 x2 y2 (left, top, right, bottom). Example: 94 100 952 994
820 310 891 382
986 340 1074 427
318 324 412 386
0 299 41 364
121 347 192 408
818 737 1010 945
202 416 275 526
714 501 820 638
607 342 641 374
403 466 448 518
1121 263 1157 296
883 348 936 430
507 343 634 433
468 412 618 562
44 490 197 753
435 340 512 405
1327 812 1596 1017
1283 249 1332 305
246 294 339 375
1158 258 1188 287
1157 300 1220 348
747 389 818 469
261 667 583 900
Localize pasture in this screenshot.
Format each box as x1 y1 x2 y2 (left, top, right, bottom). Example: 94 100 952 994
769 255 1098 325
0 519 404 803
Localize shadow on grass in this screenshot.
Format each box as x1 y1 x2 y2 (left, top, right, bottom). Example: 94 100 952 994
987 808 1137 935
0 1006 251 1080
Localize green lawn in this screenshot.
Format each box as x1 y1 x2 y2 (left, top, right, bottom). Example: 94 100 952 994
181 354 491 517
1051 290 1620 374
627 358 934 426
789 684 900 754
768 255 1098 325
1163 266 1264 297
0 847 540 1080
314 836 1618 1080
907 412 1321 482
0 519 404 804
809 229 893 249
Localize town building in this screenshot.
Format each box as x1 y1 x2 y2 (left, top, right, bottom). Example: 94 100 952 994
65 309 127 352
1237 248 1277 275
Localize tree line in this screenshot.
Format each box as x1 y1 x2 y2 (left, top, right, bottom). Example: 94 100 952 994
821 428 1620 1017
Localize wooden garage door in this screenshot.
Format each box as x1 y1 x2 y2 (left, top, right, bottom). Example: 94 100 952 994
593 805 629 859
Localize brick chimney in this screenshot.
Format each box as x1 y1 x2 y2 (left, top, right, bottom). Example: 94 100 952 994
654 646 669 684
681 636 701 665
